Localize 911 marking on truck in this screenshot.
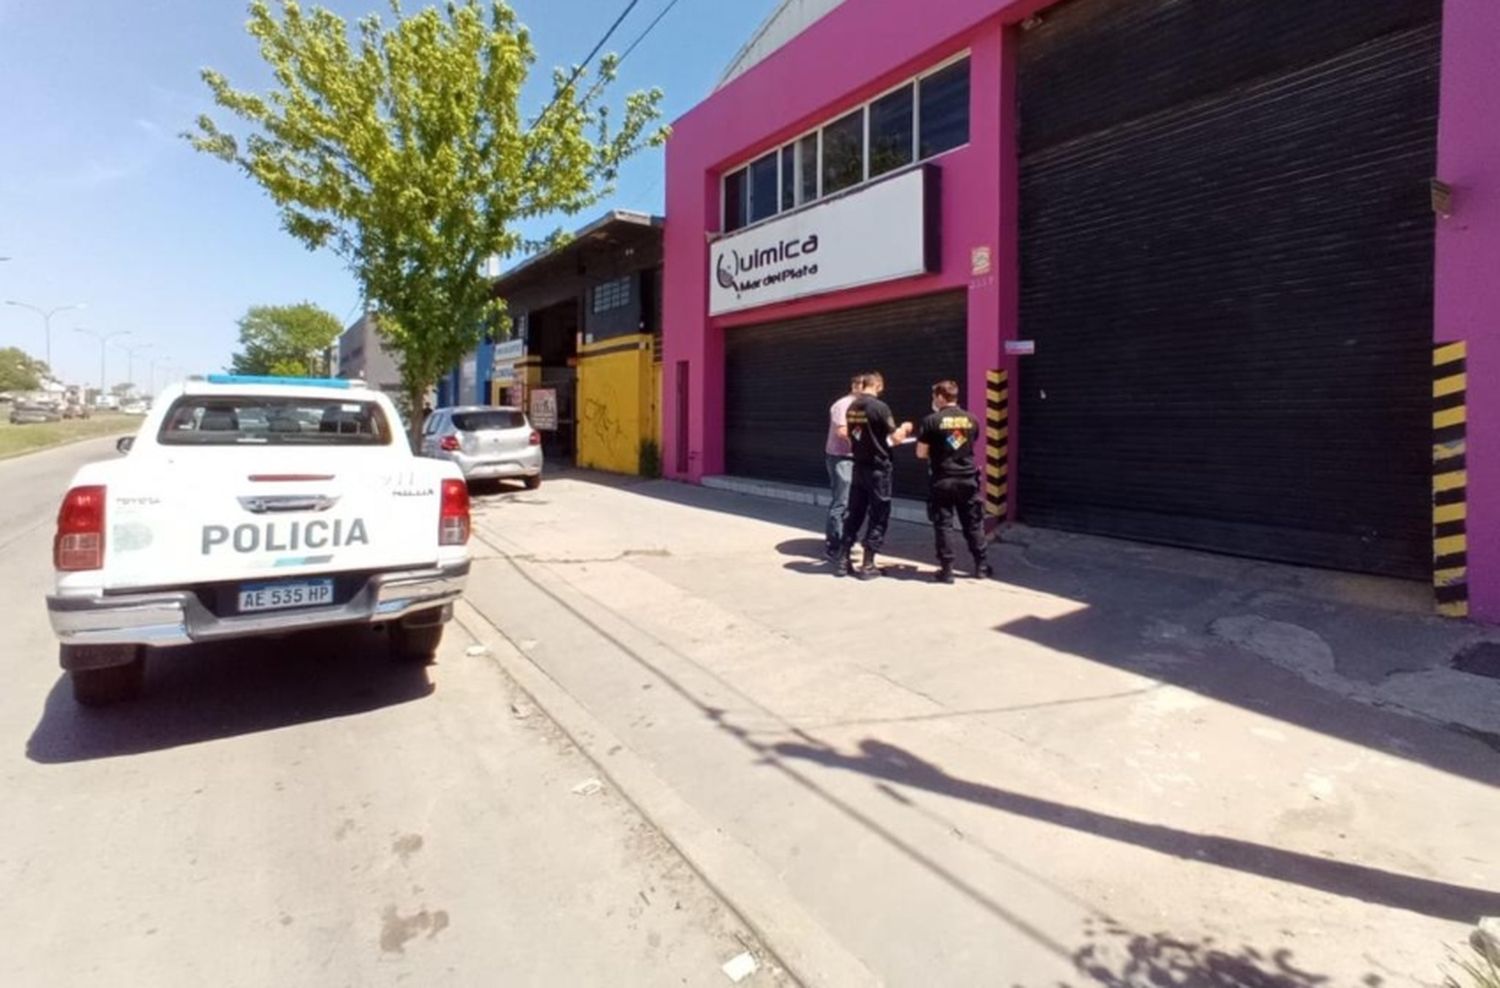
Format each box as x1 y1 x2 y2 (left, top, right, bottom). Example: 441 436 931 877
201 518 370 555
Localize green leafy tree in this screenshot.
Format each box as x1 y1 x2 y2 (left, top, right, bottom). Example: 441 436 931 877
0 347 49 392
187 0 665 440
110 382 136 398
230 302 343 376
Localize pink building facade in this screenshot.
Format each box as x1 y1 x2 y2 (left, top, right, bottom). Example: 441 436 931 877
664 0 1500 621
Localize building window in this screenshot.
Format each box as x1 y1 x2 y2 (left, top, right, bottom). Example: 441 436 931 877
724 167 748 232
868 83 914 179
919 56 970 159
780 145 796 212
718 52 969 231
821 108 865 196
797 133 818 205
748 151 779 223
592 276 631 313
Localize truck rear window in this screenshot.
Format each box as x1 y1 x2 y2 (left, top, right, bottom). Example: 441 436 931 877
451 410 525 431
157 396 393 445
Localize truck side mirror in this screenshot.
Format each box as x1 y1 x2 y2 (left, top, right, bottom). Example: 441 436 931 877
116 436 134 454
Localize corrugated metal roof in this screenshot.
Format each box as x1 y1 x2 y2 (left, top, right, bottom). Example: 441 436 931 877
716 0 847 90
491 209 662 293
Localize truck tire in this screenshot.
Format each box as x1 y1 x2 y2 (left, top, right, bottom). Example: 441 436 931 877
68 651 145 707
392 620 444 665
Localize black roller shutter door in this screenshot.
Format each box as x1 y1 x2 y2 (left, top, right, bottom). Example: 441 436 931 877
1017 0 1441 579
725 292 966 500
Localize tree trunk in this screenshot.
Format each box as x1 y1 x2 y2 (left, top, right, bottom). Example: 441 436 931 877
407 382 427 452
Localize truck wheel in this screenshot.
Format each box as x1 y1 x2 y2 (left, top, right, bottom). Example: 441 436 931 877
68 652 145 707
524 474 542 491
392 620 444 664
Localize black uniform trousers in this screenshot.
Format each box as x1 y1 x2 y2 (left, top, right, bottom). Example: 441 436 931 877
928 475 986 566
840 461 893 554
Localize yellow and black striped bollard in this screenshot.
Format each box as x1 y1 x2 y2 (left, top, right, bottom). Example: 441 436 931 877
1433 341 1469 618
985 369 1009 521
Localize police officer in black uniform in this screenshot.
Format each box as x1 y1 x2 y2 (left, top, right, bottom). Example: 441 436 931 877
835 372 913 579
916 379 992 583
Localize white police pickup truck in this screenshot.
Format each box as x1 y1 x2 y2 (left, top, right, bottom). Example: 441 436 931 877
46 375 472 705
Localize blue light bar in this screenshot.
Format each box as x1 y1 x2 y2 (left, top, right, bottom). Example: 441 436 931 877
205 374 353 389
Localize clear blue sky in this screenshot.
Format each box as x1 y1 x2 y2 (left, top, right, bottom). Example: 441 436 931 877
0 0 776 389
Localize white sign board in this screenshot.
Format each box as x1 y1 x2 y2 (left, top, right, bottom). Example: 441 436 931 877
491 339 524 366
491 339 524 385
1004 340 1036 356
708 166 935 316
529 388 558 431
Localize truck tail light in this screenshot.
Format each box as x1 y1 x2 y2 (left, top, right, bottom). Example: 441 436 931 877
439 478 470 546
439 435 460 452
529 431 541 446
55 485 106 571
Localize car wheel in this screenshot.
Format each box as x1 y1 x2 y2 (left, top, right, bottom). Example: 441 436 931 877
67 649 146 707
524 474 542 491
392 618 444 664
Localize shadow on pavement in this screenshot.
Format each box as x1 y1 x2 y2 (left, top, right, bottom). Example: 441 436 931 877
1064 916 1368 988
490 543 1450 969
559 472 1500 788
991 602 1500 787
467 477 546 501
775 537 829 560
777 537 964 582
772 737 1500 925
26 626 433 764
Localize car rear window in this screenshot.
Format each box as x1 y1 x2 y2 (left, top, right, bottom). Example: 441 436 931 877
451 410 525 431
157 396 392 445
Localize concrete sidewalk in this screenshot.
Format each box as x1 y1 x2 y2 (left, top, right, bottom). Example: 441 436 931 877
462 471 1500 987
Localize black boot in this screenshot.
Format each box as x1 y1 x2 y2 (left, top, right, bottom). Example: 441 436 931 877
973 554 993 579
857 548 882 580
833 549 852 578
934 563 955 584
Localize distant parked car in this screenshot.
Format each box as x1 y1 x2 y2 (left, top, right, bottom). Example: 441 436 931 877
9 401 62 424
420 405 542 488
120 401 149 416
62 401 91 420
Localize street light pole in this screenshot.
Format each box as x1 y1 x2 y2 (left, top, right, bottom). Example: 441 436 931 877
118 342 152 394
148 357 177 397
5 300 84 370
74 327 130 397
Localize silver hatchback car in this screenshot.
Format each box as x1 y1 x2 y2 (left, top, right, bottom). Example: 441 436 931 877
421 405 543 488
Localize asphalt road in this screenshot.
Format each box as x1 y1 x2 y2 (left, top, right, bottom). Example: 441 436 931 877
0 438 785 988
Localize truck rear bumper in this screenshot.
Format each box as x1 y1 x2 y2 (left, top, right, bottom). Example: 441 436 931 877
47 560 470 654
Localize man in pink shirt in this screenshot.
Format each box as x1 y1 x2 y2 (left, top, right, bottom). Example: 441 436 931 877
824 374 862 559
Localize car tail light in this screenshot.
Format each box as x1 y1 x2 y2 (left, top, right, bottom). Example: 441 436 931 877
439 435 460 452
529 431 541 446
439 478 470 546
55 485 106 571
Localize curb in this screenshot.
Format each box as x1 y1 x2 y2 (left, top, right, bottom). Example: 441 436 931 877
454 597 880 988
0 426 134 463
